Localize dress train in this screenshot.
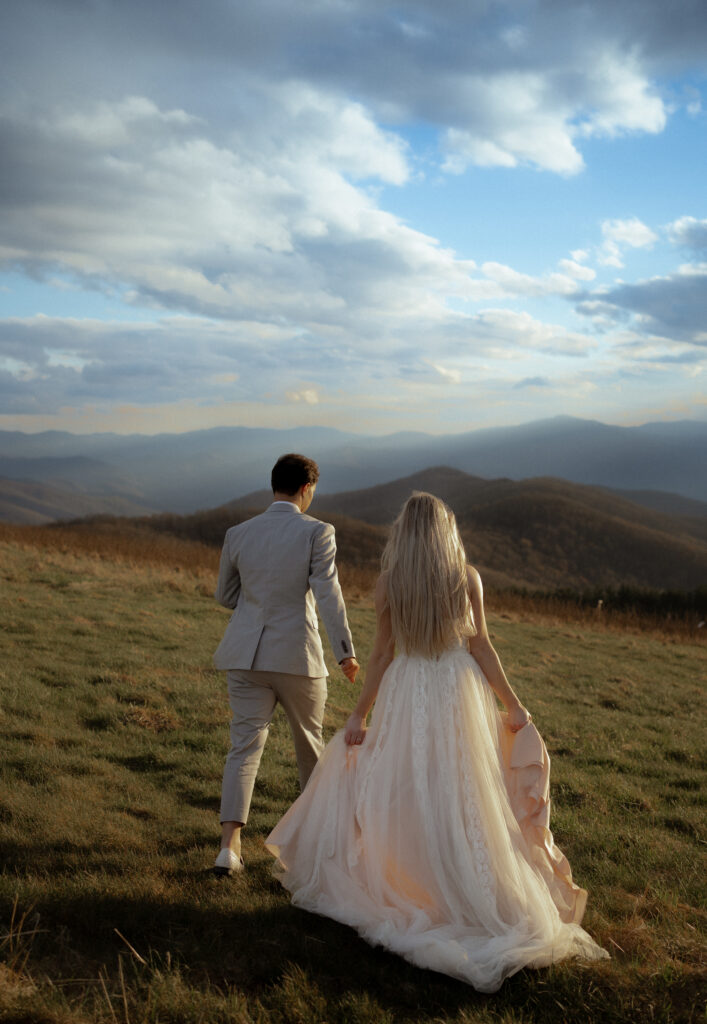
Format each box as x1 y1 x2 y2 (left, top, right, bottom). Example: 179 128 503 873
267 647 608 992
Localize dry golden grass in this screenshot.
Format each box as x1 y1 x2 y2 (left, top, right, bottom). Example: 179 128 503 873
3 522 701 641
484 590 706 643
0 522 220 576
0 528 705 1022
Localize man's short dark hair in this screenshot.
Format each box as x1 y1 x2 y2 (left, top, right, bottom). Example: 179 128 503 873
271 453 320 495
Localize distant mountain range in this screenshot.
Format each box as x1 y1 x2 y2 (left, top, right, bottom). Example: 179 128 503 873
225 466 707 591
53 465 707 593
1 416 706 524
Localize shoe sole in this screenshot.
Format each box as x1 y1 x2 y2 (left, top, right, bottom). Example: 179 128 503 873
211 858 245 877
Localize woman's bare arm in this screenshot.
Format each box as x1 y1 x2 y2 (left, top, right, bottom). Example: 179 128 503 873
344 574 395 745
466 565 530 732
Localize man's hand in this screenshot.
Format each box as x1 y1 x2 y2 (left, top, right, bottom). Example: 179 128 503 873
339 657 360 684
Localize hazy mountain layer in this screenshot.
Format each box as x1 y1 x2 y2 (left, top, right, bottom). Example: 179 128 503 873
0 416 705 520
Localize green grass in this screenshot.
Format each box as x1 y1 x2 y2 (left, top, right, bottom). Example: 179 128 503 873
0 538 705 1023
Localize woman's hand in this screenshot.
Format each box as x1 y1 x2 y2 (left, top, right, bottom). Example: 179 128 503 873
506 704 532 733
344 712 367 746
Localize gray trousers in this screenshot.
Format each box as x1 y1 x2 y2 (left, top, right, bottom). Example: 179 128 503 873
220 668 327 825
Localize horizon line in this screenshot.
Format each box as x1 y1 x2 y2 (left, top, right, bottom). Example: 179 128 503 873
1 412 706 440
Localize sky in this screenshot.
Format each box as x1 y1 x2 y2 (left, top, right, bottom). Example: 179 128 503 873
1 0 706 436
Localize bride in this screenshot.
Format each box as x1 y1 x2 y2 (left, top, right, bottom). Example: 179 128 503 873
266 492 608 992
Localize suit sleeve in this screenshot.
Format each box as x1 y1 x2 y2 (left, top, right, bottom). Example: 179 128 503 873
214 531 242 609
309 522 355 662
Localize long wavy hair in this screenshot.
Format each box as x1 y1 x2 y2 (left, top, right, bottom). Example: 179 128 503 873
382 492 475 657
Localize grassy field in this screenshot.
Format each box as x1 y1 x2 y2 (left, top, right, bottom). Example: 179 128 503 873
0 531 705 1023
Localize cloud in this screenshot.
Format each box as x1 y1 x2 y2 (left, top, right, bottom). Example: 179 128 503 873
597 217 658 268
0 0 686 182
0 91 456 330
0 314 305 413
477 260 593 298
1 0 705 431
429 362 462 384
667 216 707 251
0 295 600 417
461 310 596 358
439 50 666 176
558 259 596 282
286 388 320 405
0 85 606 350
575 51 666 139
576 264 707 344
603 218 659 248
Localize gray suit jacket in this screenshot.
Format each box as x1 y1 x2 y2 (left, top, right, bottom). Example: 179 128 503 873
213 502 355 677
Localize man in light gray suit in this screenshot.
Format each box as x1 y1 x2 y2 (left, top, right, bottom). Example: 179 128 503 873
212 453 359 875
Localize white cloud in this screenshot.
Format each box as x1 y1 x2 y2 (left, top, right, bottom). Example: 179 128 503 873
442 50 667 176
577 52 666 139
603 218 658 248
52 96 200 147
286 388 320 405
464 309 596 357
479 262 582 298
0 92 452 330
441 73 585 175
558 259 596 282
598 217 658 267
1 0 684 183
0 0 704 430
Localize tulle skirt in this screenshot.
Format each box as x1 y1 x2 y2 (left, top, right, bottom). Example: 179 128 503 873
267 647 608 992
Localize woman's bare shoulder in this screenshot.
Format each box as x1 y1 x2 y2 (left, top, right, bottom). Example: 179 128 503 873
466 563 483 593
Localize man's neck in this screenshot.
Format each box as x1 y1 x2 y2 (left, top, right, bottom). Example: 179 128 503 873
272 492 301 510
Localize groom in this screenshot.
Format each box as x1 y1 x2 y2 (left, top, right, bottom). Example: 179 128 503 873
211 452 359 875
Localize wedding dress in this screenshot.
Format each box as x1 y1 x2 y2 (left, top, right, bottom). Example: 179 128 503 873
266 645 608 992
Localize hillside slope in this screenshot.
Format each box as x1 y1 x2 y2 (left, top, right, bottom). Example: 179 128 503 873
308 467 707 590
0 476 156 524
68 466 707 592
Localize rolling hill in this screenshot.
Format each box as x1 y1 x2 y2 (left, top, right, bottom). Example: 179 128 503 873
0 476 155 525
63 466 707 593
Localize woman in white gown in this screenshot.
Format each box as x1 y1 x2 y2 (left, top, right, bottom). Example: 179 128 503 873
266 492 608 992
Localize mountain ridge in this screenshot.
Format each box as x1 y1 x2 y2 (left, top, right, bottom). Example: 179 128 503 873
57 465 707 593
1 416 706 520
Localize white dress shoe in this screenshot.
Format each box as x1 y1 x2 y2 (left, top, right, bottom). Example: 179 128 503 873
212 847 245 876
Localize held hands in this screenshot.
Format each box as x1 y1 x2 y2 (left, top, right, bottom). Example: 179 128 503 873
344 712 367 746
506 704 532 733
340 657 360 684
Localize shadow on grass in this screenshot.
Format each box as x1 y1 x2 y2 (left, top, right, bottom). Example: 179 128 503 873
0 881 485 1021
0 844 701 1023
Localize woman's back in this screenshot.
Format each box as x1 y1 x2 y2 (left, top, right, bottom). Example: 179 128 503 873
383 491 474 657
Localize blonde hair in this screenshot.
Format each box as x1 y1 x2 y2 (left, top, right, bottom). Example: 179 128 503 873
382 492 475 657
